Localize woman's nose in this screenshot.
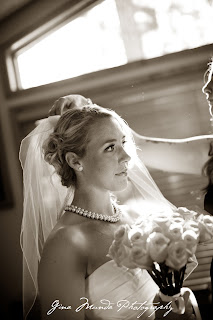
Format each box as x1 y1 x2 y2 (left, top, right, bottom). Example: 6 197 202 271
202 73 213 95
120 147 131 163
202 82 209 95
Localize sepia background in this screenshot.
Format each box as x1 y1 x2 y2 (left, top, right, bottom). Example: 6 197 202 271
0 0 213 319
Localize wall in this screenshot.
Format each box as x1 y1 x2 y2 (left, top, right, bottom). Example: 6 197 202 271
0 1 212 319
0 1 99 318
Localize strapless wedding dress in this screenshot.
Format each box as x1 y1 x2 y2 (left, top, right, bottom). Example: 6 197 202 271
84 260 159 320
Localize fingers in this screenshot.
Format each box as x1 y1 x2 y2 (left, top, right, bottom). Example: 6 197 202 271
48 96 79 115
48 97 68 116
86 98 93 105
48 95 90 116
183 290 190 305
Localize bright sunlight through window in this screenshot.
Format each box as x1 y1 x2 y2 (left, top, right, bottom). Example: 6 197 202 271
14 0 213 90
17 0 127 89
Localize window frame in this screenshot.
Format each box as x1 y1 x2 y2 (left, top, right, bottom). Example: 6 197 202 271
0 0 212 114
1 0 102 96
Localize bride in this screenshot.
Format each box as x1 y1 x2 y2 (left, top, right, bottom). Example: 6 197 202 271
20 104 195 319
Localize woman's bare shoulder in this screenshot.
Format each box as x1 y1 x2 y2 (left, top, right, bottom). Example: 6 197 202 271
42 222 88 260
38 221 91 280
38 222 89 317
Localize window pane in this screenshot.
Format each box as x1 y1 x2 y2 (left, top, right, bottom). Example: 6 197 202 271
130 0 213 59
14 0 213 90
16 0 127 89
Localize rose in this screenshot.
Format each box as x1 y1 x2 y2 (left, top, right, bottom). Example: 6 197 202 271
165 241 189 270
183 220 200 237
151 212 171 233
201 215 213 234
172 211 185 225
131 241 153 269
108 241 137 268
197 214 213 242
167 223 183 241
119 247 138 269
146 221 162 234
128 226 145 243
182 230 198 255
144 222 162 237
172 216 185 225
146 232 170 263
108 240 121 266
114 224 132 247
135 221 162 238
176 207 197 220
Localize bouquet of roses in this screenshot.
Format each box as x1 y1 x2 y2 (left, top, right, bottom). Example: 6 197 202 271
108 206 213 317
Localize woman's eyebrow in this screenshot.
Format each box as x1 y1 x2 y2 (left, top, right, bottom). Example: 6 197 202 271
103 136 126 145
103 139 117 145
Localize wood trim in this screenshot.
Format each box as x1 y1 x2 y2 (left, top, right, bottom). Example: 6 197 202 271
0 0 100 46
1 44 212 109
0 124 13 208
0 0 101 96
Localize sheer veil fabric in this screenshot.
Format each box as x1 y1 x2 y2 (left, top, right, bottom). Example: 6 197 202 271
19 111 177 319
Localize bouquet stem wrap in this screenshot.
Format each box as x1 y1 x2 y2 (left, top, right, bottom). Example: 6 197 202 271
148 263 186 296
153 288 195 319
159 290 187 314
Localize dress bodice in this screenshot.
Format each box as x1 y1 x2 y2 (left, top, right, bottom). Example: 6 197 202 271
84 260 159 320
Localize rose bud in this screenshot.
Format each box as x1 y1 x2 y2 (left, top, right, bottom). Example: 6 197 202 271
114 224 131 247
167 223 183 241
176 207 197 220
165 241 189 271
182 230 198 255
131 245 153 269
147 232 170 263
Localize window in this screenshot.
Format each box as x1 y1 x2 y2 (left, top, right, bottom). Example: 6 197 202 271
7 0 213 91
14 0 127 90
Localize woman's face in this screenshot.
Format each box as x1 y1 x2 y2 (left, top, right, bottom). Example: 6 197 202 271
202 67 213 117
79 116 131 192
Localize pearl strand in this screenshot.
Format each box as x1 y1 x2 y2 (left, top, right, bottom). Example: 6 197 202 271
64 203 122 223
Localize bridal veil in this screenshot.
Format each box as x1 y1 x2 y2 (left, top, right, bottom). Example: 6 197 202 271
19 107 177 318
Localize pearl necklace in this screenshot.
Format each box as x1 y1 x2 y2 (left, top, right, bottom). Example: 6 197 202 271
64 203 122 223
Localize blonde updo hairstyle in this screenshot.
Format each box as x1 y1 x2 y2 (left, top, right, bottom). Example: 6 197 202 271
43 105 133 188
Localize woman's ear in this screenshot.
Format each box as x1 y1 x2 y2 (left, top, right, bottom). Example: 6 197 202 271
65 152 83 171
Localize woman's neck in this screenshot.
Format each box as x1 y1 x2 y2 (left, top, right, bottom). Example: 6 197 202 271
72 187 114 216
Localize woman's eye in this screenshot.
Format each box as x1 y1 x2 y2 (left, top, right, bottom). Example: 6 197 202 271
122 140 128 149
105 145 115 152
122 140 127 146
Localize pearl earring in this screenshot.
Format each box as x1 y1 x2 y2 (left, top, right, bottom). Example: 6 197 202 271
78 166 83 171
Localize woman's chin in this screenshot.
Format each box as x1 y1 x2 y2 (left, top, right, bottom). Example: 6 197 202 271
112 179 128 193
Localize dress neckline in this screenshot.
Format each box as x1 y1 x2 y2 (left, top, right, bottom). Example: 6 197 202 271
86 259 141 281
86 260 114 280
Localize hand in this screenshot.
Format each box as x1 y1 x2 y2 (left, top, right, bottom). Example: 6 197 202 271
48 94 90 116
